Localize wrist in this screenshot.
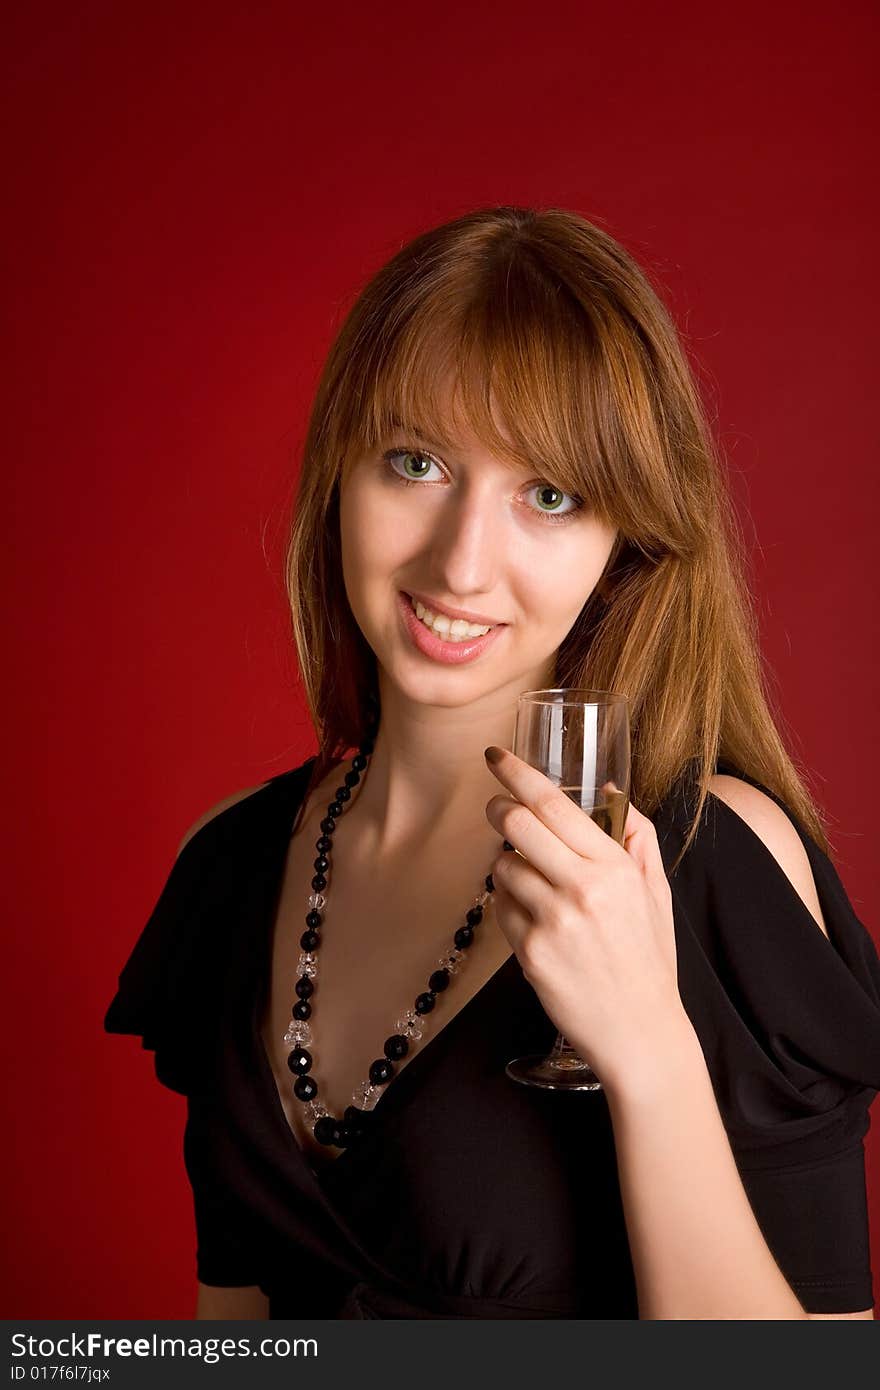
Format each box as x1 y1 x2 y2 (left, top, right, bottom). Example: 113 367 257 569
600 1007 706 1111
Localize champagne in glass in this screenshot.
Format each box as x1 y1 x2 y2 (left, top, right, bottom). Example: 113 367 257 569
504 689 630 1092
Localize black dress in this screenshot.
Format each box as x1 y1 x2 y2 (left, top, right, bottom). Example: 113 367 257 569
103 755 880 1317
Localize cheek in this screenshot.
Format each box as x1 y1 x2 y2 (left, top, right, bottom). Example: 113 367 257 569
339 484 377 625
339 482 414 629
524 537 612 622
340 479 385 576
340 474 413 564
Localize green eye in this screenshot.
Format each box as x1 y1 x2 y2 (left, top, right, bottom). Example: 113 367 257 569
396 450 437 480
531 483 568 515
382 447 584 526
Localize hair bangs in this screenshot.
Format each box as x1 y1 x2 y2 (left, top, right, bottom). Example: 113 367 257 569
349 255 614 521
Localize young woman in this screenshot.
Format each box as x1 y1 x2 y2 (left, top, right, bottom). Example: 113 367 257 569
105 205 880 1319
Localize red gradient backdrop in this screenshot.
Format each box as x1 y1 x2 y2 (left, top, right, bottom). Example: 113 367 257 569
4 1 878 1318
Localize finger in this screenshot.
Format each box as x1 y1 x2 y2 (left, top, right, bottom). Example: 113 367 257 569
486 793 579 890
488 875 533 953
484 746 621 862
621 800 668 886
491 849 554 930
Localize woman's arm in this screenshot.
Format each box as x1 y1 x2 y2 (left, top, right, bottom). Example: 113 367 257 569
605 1018 873 1318
603 774 875 1320
196 1282 270 1320
484 750 875 1317
605 1014 811 1318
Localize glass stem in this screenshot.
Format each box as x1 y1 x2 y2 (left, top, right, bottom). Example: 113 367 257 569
550 1032 589 1069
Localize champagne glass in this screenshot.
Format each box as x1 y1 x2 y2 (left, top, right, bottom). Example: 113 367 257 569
504 689 631 1092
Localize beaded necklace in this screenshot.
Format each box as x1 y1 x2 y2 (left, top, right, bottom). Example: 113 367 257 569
283 726 514 1151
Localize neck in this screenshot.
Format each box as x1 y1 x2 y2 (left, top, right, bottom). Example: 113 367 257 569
345 666 553 863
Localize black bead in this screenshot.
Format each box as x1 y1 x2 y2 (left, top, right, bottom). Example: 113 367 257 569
306 909 322 928
300 929 321 951
352 753 367 771
314 1115 337 1146
335 785 351 802
344 769 360 787
454 925 474 949
333 1124 353 1147
320 815 336 833
503 839 515 851
293 1074 317 1101
316 835 331 853
311 873 327 891
485 873 494 892
342 1106 367 1139
286 1047 312 1075
428 968 450 993
295 976 314 999
384 1034 409 1060
328 800 342 817
292 999 312 1020
369 1057 394 1085
466 905 484 925
415 991 436 1014
313 855 329 873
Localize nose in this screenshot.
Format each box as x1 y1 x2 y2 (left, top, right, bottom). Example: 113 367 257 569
425 478 507 602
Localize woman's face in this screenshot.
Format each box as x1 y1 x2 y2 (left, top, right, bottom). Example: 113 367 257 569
338 404 617 713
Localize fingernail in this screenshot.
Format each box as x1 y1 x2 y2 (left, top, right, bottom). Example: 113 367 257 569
484 746 502 764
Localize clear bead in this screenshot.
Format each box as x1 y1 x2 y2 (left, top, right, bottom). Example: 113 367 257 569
439 948 467 975
308 892 326 911
283 1021 312 1046
352 1080 381 1111
297 951 318 979
395 1010 424 1040
476 888 491 906
305 1098 329 1122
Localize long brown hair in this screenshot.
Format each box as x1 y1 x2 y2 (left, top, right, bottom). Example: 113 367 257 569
284 205 832 873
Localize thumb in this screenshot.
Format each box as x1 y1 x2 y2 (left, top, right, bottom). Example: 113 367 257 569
621 798 668 888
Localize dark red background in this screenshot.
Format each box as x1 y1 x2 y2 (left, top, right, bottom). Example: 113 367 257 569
4 1 878 1318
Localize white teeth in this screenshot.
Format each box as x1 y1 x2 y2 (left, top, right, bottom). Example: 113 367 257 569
409 595 493 641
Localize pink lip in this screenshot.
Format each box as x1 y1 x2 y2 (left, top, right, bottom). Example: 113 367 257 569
397 591 506 665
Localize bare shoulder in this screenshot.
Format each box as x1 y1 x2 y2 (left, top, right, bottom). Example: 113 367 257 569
196 1280 270 1319
706 775 829 940
177 783 271 858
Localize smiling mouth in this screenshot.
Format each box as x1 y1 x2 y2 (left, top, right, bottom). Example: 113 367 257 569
403 592 498 640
